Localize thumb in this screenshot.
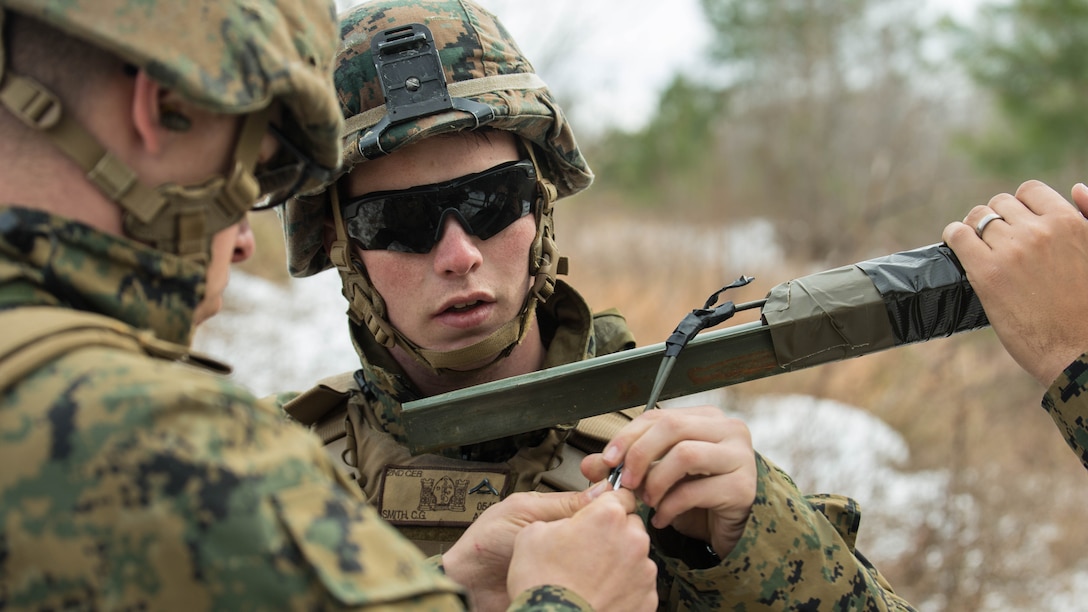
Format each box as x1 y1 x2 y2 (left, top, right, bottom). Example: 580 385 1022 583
516 487 601 522
552 480 635 517
510 482 637 524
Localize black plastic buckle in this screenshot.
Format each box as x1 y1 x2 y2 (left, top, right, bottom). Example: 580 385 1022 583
357 23 495 160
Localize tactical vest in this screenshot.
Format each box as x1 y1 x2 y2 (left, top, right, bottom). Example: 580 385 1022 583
285 308 640 557
0 306 228 396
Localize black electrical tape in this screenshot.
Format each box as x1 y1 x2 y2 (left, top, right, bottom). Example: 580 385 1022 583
856 243 990 345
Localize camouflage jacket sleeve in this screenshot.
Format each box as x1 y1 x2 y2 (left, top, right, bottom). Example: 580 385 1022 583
508 586 595 611
1042 352 1088 470
2 346 473 610
2 344 602 611
647 454 914 611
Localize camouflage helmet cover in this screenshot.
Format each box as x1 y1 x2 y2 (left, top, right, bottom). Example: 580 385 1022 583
283 0 594 278
0 0 344 185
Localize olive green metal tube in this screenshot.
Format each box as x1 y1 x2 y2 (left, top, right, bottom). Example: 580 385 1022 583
401 243 988 454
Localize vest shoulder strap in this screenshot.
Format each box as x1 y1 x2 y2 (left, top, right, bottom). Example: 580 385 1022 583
0 306 227 395
539 406 644 491
281 372 360 483
567 407 643 454
283 371 358 427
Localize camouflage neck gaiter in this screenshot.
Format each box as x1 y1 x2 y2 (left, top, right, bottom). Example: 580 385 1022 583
0 205 205 345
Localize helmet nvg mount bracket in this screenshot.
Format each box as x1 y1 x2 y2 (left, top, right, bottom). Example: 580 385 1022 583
358 23 494 160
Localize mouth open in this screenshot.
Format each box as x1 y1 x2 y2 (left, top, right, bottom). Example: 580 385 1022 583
446 300 483 314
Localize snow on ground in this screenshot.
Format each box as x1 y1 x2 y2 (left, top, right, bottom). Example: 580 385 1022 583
194 270 358 398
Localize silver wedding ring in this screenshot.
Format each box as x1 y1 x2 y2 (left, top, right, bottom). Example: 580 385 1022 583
975 212 1003 239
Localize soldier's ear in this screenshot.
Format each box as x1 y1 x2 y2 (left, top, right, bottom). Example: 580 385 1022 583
130 70 166 156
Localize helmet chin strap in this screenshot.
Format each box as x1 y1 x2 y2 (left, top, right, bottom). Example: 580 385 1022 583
0 23 269 262
122 107 270 259
328 144 565 375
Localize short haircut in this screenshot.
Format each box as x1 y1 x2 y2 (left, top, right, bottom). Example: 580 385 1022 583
3 13 121 128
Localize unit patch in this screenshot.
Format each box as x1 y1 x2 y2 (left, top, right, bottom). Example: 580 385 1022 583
377 464 512 527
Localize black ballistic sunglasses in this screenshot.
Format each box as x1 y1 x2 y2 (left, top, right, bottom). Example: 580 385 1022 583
252 123 335 211
339 159 538 253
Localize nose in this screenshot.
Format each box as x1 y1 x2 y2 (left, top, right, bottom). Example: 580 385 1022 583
432 215 482 276
232 216 256 263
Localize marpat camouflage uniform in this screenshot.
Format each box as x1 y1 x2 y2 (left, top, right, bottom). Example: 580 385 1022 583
0 207 598 611
1043 353 1088 470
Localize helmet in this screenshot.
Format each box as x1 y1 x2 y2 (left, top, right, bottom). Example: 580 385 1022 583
283 0 593 278
281 0 593 373
0 0 342 259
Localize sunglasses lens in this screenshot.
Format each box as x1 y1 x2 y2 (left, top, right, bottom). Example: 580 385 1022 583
341 160 536 253
252 124 331 211
347 195 439 253
460 179 535 240
252 163 307 210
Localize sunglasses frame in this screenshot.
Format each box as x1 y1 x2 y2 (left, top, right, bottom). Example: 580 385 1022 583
339 158 539 254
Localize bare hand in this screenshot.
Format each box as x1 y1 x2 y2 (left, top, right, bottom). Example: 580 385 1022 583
442 485 610 612
943 180 1088 386
582 405 757 558
508 489 657 612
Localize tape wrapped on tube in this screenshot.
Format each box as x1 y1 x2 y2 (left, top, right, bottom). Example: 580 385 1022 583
857 243 990 343
762 243 990 369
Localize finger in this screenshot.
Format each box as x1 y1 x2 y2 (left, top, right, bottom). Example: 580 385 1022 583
960 200 1014 246
612 487 639 513
642 432 751 499
575 483 642 515
584 488 641 518
581 452 612 484
650 471 750 528
569 491 630 533
1072 183 1088 217
618 407 735 489
502 489 592 523
1013 179 1071 217
599 411 663 469
583 487 639 515
941 219 974 249
625 513 652 555
944 204 993 253
979 194 1025 229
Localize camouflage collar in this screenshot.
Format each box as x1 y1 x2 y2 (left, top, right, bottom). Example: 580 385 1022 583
0 205 204 345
